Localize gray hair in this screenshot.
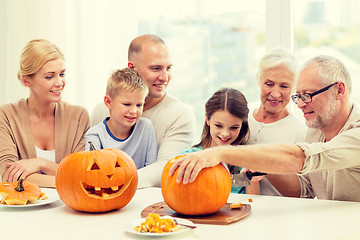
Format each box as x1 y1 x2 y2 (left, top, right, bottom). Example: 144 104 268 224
256 48 298 82
301 55 352 94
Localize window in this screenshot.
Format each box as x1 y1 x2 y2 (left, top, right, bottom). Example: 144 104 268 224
294 0 360 103
135 0 266 139
3 0 359 139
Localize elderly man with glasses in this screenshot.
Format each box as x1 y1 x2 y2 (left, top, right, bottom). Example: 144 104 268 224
169 55 360 202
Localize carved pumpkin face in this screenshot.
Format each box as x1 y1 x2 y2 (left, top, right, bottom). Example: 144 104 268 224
56 148 138 212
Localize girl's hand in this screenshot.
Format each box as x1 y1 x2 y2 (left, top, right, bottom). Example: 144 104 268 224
4 158 45 182
169 148 221 184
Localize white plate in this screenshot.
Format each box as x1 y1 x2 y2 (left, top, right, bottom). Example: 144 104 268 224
0 187 60 208
126 217 195 237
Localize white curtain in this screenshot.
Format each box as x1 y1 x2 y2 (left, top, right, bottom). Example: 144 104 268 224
0 0 138 113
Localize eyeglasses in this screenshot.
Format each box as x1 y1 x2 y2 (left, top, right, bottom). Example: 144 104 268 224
291 82 338 104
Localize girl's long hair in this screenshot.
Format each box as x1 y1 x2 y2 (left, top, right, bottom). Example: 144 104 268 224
194 88 249 149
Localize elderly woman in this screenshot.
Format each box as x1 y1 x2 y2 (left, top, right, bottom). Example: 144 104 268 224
247 48 307 196
0 39 89 187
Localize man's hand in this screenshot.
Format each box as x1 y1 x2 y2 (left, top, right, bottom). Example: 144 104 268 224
169 148 222 184
240 168 265 182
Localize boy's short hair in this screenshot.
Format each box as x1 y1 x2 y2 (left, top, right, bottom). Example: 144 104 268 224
106 68 148 98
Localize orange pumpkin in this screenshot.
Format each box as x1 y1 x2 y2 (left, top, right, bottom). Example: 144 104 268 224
55 148 138 212
161 155 231 216
0 179 41 205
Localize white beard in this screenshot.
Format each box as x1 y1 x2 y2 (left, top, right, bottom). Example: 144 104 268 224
306 92 338 129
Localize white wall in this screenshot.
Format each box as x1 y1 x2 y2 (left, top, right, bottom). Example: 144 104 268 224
0 0 138 113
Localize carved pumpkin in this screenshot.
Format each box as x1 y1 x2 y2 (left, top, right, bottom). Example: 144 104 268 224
0 179 41 205
161 155 232 216
55 147 138 212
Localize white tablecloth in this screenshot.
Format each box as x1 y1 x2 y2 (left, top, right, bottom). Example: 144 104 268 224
1 187 359 240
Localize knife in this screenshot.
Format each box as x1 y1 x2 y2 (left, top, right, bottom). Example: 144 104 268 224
231 171 267 187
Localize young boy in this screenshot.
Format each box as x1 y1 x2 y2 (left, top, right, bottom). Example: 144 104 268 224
85 68 157 169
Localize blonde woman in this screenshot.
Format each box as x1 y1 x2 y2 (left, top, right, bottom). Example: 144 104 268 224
0 39 89 188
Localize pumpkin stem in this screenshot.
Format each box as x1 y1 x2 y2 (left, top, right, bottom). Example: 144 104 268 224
15 178 25 192
89 141 96 151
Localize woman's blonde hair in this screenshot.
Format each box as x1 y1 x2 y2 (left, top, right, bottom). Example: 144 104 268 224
17 39 64 81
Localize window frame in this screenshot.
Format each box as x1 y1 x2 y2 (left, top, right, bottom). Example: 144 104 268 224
266 0 294 51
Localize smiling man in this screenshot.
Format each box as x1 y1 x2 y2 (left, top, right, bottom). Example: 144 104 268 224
90 35 195 188
170 55 360 202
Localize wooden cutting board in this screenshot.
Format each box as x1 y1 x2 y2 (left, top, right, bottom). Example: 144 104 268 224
141 201 251 225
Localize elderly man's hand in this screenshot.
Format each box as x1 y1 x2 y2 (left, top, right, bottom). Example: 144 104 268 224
169 148 222 184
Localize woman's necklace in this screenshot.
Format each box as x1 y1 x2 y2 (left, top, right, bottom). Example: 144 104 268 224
252 107 290 142
253 122 265 142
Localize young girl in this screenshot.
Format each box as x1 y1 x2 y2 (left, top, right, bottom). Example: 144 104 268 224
182 88 259 194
